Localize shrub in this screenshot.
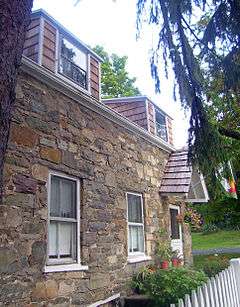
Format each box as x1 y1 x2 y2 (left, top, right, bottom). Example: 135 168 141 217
199 255 229 277
202 223 219 234
193 196 240 230
184 207 203 232
131 267 207 306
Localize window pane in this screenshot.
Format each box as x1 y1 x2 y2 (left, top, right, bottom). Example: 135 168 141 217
59 37 87 88
129 225 144 253
61 38 87 70
50 176 60 217
155 109 168 142
170 208 180 239
59 222 76 259
127 194 142 223
49 222 58 258
61 178 76 218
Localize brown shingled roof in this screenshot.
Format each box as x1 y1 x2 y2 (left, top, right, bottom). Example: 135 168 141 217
160 150 192 194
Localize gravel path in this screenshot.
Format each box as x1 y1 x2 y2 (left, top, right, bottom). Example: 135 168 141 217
192 247 240 255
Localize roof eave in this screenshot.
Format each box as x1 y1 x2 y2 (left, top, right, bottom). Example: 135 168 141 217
31 9 103 63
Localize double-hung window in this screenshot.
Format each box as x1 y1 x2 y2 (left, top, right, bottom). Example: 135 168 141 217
47 172 80 266
127 193 145 255
59 36 87 89
155 109 168 142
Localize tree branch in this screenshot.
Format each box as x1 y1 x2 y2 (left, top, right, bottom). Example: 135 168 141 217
218 127 240 140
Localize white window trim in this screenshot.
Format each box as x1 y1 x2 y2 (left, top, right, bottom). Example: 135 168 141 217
169 204 182 242
56 34 91 95
155 108 168 142
126 192 146 259
45 171 87 272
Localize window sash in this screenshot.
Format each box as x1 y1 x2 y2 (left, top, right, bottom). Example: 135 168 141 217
127 193 145 255
47 173 80 265
58 36 87 89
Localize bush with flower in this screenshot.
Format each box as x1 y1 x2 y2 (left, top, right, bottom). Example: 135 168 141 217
184 206 203 232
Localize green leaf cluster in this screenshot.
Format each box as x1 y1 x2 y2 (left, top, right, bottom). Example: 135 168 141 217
132 267 207 306
93 45 141 98
136 0 240 198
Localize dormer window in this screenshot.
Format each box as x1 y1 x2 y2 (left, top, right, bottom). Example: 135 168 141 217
59 37 87 89
155 109 168 142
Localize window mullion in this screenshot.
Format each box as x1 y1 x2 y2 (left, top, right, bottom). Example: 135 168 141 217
57 222 60 259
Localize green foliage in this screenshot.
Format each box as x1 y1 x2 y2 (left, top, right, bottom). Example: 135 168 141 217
136 0 240 198
132 267 207 306
154 229 172 265
93 45 141 98
194 254 230 278
192 230 240 250
202 223 219 235
184 206 203 232
194 195 240 230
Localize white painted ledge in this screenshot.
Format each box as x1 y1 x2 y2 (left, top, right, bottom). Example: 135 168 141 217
127 255 152 264
88 293 120 307
43 263 88 273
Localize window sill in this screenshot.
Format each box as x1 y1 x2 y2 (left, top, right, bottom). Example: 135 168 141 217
44 263 89 273
127 255 152 264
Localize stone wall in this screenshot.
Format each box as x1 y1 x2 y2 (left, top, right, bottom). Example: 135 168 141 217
1 71 188 306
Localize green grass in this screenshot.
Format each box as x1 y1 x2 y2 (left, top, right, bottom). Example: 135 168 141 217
193 253 240 268
192 230 240 250
193 253 240 277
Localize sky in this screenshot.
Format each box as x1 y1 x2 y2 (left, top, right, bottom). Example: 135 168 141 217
33 0 189 148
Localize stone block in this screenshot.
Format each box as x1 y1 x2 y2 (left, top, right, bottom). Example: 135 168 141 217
4 193 35 208
26 117 51 134
10 124 38 148
13 174 37 194
62 150 77 168
89 273 109 290
32 280 58 300
31 99 47 114
105 171 116 187
32 164 49 182
81 128 95 142
0 247 18 273
31 241 46 265
58 281 73 296
40 147 61 163
40 137 56 148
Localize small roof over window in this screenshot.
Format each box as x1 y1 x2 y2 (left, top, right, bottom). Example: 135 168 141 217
160 150 209 203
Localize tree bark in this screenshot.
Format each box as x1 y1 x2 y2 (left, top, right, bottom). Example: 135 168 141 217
0 0 33 203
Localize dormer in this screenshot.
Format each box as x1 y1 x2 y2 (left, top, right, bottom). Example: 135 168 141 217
104 96 174 146
23 9 102 100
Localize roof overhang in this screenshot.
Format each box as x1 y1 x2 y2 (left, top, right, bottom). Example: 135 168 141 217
159 150 209 203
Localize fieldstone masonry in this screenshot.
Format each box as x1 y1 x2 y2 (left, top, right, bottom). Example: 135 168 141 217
0 71 192 305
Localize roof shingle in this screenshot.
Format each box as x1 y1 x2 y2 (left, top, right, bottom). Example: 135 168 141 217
160 150 192 194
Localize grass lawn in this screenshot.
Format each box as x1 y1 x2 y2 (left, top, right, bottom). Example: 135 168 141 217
192 230 240 250
193 253 240 277
194 253 240 268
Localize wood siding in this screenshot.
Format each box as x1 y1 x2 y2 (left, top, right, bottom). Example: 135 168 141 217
23 17 40 63
42 20 56 72
147 101 156 135
106 101 148 130
167 117 174 146
90 56 100 100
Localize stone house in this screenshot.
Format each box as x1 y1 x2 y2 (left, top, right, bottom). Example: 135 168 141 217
1 9 209 306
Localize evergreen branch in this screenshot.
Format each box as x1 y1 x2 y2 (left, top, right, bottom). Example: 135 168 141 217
181 15 221 61
218 127 240 140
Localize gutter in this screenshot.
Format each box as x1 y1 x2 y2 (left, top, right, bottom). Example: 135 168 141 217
20 56 176 154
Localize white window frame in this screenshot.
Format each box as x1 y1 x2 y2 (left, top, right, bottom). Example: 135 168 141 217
56 33 91 94
155 108 168 142
169 204 182 242
44 171 88 273
126 192 146 259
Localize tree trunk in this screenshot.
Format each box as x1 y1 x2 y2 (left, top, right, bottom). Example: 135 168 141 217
0 0 33 203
